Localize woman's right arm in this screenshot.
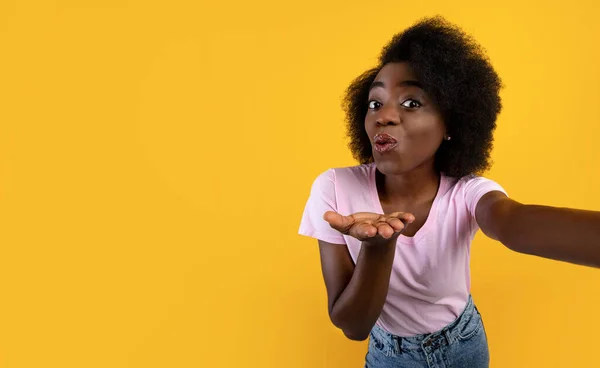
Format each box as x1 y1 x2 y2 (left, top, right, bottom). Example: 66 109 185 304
318 238 398 341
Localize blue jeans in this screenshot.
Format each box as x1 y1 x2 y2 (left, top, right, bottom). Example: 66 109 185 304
365 296 489 368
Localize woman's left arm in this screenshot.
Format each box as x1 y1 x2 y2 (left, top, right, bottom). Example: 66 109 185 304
476 191 600 268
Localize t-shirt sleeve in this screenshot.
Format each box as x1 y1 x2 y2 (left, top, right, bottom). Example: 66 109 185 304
462 175 508 230
298 169 346 244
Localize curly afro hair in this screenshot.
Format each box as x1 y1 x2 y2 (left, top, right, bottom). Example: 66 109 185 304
342 16 502 178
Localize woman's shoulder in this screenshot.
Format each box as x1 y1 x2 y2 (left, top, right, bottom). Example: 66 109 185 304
310 163 374 194
331 162 374 176
443 173 502 189
330 162 374 187
312 162 374 179
440 172 508 211
449 173 505 192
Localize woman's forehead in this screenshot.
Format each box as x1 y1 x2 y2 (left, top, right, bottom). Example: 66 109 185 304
375 62 417 81
372 62 421 89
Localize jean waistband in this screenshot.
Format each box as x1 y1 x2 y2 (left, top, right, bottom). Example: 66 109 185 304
370 295 477 352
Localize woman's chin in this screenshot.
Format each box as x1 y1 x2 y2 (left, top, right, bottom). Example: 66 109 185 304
374 158 409 175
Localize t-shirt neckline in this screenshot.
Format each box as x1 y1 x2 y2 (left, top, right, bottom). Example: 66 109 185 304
367 162 445 244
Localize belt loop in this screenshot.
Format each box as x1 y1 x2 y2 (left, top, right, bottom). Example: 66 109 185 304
394 336 402 354
443 329 452 345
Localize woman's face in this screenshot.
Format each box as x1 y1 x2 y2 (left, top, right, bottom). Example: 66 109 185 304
365 62 446 175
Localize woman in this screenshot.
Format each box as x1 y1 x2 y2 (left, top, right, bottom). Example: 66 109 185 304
298 16 600 368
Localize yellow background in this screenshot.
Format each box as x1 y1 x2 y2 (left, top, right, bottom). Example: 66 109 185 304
1 0 599 367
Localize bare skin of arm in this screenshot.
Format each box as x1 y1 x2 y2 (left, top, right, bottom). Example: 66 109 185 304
476 191 600 268
318 211 414 341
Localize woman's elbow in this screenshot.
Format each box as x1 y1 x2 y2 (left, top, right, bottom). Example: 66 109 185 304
330 313 370 341
342 329 370 341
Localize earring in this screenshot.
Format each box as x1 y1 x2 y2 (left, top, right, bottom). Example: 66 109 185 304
445 136 452 141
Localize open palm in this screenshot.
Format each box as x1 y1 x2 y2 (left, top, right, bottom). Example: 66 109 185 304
323 211 415 246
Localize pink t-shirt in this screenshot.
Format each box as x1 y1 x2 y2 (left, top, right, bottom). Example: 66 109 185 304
298 162 507 337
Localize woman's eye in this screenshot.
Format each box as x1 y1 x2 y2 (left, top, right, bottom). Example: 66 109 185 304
401 99 422 109
368 100 381 109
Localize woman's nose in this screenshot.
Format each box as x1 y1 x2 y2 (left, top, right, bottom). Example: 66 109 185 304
375 104 401 126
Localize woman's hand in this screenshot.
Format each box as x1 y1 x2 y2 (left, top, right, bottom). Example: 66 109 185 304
323 211 415 247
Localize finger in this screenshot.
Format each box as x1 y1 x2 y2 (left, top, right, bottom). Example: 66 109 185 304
389 211 415 223
323 211 355 233
352 222 378 239
346 212 385 222
375 221 395 239
386 217 407 232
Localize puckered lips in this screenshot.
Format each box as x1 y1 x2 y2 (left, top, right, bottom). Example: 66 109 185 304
373 133 398 153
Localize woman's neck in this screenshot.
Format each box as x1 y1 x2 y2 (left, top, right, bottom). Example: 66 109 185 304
376 164 440 205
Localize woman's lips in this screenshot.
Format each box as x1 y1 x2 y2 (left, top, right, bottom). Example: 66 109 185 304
374 133 398 153
375 142 398 153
